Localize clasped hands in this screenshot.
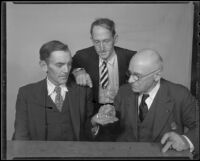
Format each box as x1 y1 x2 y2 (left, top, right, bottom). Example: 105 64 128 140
91 104 119 126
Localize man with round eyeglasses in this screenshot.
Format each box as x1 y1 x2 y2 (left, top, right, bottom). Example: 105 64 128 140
98 49 199 157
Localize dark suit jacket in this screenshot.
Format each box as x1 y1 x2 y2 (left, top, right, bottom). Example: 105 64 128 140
72 46 136 107
114 78 199 153
12 79 94 141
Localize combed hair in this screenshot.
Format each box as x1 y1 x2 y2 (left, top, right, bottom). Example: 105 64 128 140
39 40 69 61
90 18 116 37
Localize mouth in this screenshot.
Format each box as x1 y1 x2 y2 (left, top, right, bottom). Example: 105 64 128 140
130 84 137 90
59 76 68 79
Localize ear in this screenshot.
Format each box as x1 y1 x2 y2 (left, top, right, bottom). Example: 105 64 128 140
154 70 162 81
114 34 118 44
39 60 48 73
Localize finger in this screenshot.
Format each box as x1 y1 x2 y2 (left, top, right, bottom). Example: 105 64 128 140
162 141 173 153
78 76 87 86
86 74 93 88
161 132 171 144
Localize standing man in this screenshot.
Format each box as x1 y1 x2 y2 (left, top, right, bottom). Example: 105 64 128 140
72 18 136 115
13 40 94 141
111 49 198 156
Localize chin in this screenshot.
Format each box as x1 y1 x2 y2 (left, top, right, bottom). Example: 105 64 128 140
100 55 109 60
131 87 140 93
59 79 67 85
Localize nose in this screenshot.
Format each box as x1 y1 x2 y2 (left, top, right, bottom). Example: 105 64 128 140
99 41 105 51
128 75 137 83
63 65 70 73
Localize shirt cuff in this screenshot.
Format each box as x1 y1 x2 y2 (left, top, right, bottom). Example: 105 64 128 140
182 135 194 152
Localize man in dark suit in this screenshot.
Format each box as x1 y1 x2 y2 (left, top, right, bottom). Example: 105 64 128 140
13 40 94 141
106 49 199 155
71 18 136 114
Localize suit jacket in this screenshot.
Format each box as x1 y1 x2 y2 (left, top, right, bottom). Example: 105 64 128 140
12 79 94 141
72 46 136 106
114 78 199 153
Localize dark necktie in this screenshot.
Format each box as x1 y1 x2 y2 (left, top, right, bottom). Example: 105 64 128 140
54 86 63 112
139 94 149 122
100 61 109 89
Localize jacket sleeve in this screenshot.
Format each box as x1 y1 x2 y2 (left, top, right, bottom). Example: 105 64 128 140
72 51 85 70
12 87 30 140
81 87 95 141
181 88 199 156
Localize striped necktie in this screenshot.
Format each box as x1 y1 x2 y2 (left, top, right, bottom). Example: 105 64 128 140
54 86 63 112
100 61 109 89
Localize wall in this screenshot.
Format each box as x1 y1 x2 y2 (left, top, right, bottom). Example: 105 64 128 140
6 2 194 140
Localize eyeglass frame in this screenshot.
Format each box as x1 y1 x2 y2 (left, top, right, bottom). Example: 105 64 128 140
91 37 115 47
127 68 161 82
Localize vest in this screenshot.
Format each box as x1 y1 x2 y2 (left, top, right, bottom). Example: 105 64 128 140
45 93 75 141
137 102 157 142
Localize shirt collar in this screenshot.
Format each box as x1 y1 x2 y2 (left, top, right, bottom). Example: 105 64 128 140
46 77 68 96
99 51 116 67
140 80 160 100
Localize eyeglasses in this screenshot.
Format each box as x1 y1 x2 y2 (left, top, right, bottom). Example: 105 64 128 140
127 68 160 82
92 38 113 46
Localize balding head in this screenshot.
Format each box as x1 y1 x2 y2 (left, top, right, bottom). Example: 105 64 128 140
128 49 163 93
130 49 163 74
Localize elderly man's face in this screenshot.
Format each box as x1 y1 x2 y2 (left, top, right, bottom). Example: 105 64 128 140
128 59 159 94
91 25 116 60
42 50 72 86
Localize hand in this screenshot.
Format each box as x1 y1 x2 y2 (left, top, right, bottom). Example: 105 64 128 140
161 131 190 153
73 69 92 88
91 113 118 126
99 104 116 117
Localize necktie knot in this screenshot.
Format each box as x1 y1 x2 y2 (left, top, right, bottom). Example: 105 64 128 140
54 86 61 94
141 94 149 103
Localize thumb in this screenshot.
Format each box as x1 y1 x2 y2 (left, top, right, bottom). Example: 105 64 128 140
161 132 171 145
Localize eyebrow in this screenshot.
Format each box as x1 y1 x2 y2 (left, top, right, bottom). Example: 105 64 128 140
128 70 141 76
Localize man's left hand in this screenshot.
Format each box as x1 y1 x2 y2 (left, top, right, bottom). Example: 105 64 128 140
161 131 190 152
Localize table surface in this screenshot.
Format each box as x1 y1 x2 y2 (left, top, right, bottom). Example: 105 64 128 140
6 141 193 159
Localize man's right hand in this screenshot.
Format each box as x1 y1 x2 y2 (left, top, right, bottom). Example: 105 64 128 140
73 68 93 88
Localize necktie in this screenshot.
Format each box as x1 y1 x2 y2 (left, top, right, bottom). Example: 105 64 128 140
139 94 149 122
100 61 109 89
54 86 63 112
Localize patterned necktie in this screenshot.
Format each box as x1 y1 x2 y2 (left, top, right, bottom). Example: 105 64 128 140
100 61 109 89
139 94 149 122
54 86 63 112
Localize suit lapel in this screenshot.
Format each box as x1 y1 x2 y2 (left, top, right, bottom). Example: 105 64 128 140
67 85 80 140
126 87 139 140
31 79 47 140
152 80 174 141
90 47 99 101
115 48 124 86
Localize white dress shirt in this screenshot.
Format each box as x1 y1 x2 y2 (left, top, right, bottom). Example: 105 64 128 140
46 78 68 103
98 51 119 104
138 80 160 110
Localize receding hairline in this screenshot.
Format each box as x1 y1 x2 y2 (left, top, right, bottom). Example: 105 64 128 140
132 49 164 70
